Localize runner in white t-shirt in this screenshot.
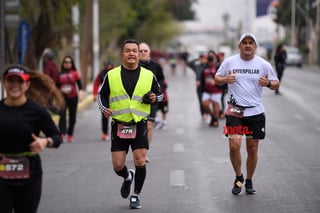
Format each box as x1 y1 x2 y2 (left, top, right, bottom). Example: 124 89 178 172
215 33 279 195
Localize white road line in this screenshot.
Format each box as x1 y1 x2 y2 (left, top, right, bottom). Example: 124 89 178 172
173 143 185 152
170 170 185 186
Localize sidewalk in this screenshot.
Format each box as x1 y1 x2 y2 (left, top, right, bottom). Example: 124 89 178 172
76 82 95 112
76 92 94 113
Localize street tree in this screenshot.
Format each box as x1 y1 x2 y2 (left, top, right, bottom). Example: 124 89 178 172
274 0 317 47
5 0 197 88
19 0 80 70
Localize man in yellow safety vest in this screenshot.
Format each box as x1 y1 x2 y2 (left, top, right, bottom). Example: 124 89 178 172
98 39 162 209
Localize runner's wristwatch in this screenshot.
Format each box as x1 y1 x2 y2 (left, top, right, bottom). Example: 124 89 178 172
267 80 271 88
46 138 52 147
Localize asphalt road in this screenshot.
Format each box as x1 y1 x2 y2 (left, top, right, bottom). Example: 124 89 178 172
38 63 320 213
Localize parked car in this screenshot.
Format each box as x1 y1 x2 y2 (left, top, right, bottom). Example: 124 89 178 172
284 46 303 67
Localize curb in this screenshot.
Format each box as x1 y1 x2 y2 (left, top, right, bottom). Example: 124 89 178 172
78 93 95 112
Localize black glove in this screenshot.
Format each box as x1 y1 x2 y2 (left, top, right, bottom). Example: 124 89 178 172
142 91 152 104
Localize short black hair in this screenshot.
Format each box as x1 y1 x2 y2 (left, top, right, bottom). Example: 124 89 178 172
121 39 140 52
60 55 77 70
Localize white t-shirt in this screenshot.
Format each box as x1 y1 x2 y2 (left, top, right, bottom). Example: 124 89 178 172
216 54 278 117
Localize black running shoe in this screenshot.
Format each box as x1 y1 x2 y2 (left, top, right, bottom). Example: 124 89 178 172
232 175 244 195
120 169 135 198
245 179 256 194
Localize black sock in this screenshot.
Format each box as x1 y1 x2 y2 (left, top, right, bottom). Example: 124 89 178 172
115 165 129 179
236 174 244 182
134 165 146 194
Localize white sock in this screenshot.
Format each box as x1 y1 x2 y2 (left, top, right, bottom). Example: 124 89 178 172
126 172 132 181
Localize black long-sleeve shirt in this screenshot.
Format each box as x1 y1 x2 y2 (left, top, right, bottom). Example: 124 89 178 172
139 59 165 88
98 65 162 113
0 99 62 178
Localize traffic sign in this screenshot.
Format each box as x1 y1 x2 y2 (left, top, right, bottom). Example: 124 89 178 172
4 0 20 28
5 13 19 28
5 0 19 11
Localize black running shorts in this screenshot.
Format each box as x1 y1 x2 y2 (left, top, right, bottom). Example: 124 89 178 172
157 101 168 114
225 113 266 139
111 120 149 153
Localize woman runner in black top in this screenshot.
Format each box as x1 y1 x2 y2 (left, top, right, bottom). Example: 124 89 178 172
0 65 63 213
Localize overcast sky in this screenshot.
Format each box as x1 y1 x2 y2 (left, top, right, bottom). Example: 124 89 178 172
180 0 278 49
191 0 256 31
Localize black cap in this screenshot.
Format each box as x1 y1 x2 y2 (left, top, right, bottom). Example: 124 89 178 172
3 65 30 82
104 60 113 66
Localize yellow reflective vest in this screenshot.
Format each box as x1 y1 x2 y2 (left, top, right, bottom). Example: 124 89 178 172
108 66 153 122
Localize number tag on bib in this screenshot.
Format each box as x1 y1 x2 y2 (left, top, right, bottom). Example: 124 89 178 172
117 123 137 139
225 104 244 118
61 84 72 94
0 156 30 179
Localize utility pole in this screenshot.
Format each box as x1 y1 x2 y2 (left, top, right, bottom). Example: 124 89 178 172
92 0 99 79
222 13 230 42
317 0 320 65
291 0 296 46
80 0 92 88
244 0 250 32
0 0 4 98
72 4 80 72
1 0 20 98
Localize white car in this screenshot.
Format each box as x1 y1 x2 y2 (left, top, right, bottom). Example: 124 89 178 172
284 46 303 67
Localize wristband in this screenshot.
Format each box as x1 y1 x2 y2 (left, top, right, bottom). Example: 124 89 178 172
46 138 52 147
